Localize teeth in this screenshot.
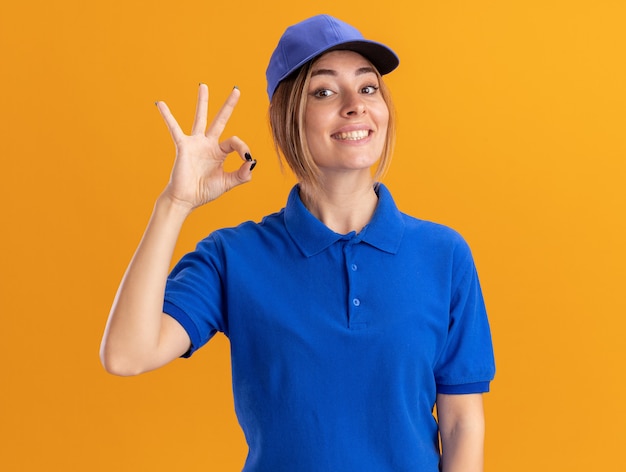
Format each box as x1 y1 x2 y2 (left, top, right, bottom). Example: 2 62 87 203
333 130 369 140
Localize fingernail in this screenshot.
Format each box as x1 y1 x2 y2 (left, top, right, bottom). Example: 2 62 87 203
245 152 253 162
250 160 257 171
233 85 239 90
154 101 159 106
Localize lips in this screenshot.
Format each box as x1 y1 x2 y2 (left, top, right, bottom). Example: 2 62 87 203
331 129 371 141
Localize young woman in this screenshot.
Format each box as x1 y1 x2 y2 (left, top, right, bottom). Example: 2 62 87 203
101 14 495 472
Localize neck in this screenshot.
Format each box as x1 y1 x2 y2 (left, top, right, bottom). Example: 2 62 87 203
300 178 379 234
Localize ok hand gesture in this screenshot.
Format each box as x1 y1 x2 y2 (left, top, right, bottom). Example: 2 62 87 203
156 84 256 211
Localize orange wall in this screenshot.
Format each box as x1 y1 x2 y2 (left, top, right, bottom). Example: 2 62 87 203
1 1 625 470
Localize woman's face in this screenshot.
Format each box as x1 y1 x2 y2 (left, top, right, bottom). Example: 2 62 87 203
304 50 389 178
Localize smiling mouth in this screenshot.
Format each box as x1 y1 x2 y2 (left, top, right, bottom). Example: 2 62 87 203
331 130 371 141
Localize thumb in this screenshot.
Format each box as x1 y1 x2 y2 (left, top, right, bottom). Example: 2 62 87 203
224 158 257 191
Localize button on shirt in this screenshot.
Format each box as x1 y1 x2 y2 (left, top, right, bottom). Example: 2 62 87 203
164 184 495 472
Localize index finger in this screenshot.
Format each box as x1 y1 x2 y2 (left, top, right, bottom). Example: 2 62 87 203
205 86 241 139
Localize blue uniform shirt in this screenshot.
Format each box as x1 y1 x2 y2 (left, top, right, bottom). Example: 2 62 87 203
164 184 495 471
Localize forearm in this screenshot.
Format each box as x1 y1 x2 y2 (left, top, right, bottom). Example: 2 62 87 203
438 393 486 472
100 193 192 375
440 421 485 472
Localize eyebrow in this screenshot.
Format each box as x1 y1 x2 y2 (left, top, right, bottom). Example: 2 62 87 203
310 66 377 78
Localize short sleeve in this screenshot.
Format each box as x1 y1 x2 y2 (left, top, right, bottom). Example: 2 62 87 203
434 242 495 394
163 234 227 357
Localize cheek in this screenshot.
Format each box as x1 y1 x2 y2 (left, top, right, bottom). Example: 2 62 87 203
303 114 324 159
376 103 390 129
374 112 390 145
304 110 329 141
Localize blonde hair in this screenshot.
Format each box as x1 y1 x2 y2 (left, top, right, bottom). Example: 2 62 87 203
269 54 396 193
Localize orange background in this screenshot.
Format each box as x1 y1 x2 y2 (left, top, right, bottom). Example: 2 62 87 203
1 0 625 470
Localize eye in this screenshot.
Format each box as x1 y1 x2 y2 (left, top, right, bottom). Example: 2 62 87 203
312 88 335 98
360 85 379 94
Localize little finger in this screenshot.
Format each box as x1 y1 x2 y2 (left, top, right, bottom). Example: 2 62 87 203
156 101 185 142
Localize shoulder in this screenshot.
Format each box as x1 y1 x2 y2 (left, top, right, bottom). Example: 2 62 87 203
196 208 288 252
400 213 472 257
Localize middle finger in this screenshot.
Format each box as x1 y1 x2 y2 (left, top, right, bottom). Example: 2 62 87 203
206 86 241 139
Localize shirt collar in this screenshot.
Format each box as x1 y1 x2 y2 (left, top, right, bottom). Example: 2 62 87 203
284 183 405 257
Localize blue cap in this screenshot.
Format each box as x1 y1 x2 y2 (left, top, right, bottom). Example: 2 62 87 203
266 15 399 100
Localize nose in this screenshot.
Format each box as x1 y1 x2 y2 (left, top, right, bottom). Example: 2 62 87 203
342 91 366 117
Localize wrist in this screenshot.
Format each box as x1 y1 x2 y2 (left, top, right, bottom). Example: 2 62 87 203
155 191 195 220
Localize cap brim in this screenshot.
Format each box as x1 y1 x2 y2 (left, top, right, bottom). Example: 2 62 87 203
325 40 399 76
276 39 399 88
